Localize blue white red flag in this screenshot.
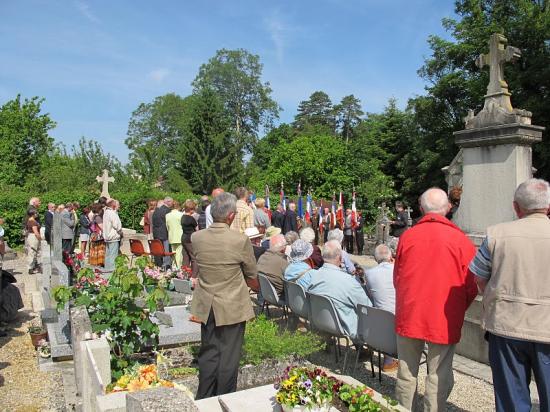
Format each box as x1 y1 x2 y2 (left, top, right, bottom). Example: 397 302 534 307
297 183 303 218
265 185 270 210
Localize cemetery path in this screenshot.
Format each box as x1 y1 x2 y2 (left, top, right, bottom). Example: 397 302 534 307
0 256 65 412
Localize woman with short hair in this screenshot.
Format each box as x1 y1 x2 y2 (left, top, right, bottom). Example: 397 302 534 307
181 200 198 277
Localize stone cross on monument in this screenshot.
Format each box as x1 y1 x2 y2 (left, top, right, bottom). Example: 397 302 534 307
96 169 114 198
405 206 413 227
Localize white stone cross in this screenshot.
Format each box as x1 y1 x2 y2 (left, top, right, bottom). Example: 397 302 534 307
476 33 521 111
405 206 413 227
96 169 114 198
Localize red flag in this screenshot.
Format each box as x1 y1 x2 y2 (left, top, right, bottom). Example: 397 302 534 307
351 189 358 229
336 191 344 228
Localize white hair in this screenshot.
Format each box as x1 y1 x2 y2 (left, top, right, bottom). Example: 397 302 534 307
327 229 344 243
322 240 342 261
269 234 287 251
284 231 299 245
374 244 392 263
300 227 315 244
514 178 550 211
419 188 449 216
211 193 237 222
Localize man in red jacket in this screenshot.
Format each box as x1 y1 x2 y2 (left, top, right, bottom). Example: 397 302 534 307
393 187 477 411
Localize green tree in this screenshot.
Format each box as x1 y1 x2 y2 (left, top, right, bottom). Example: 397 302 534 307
0 95 55 187
334 94 364 143
293 91 336 133
125 93 189 185
174 89 243 193
192 48 280 152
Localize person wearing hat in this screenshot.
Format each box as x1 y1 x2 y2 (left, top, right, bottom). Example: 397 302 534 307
245 227 266 261
261 225 281 249
284 239 316 289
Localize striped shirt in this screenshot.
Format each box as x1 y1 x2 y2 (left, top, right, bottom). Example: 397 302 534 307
230 199 254 233
468 237 492 280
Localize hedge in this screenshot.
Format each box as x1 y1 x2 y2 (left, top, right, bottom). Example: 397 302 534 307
0 188 198 246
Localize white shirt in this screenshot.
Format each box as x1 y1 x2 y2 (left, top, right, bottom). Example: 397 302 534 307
205 205 213 228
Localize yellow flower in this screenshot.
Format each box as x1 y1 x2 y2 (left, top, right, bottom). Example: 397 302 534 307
116 374 131 389
139 364 158 383
159 379 174 388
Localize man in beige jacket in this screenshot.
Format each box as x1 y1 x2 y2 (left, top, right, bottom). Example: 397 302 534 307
469 178 550 412
191 192 259 399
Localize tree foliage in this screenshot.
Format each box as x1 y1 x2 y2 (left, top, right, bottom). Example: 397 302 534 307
335 94 364 142
0 95 55 186
293 91 336 133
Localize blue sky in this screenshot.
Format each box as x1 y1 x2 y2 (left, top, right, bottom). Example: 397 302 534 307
0 0 456 162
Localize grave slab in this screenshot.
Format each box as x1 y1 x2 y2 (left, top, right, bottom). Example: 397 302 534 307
127 387 199 412
158 305 201 346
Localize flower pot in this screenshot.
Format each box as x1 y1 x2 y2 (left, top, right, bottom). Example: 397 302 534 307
281 404 330 412
30 331 48 348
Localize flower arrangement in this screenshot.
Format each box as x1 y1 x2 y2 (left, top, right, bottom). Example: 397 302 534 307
275 366 339 411
109 363 174 393
37 339 51 358
63 251 84 276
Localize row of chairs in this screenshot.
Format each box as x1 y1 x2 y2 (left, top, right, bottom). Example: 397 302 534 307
129 238 175 267
258 273 424 380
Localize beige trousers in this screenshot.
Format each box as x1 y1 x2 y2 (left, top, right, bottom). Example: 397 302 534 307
170 243 183 268
395 335 456 412
27 234 40 271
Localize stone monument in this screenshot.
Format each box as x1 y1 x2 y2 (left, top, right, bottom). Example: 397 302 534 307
96 169 114 199
375 203 390 245
452 33 545 240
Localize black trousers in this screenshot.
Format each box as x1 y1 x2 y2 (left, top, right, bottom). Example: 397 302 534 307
196 309 246 400
62 239 73 253
355 231 364 255
344 234 354 254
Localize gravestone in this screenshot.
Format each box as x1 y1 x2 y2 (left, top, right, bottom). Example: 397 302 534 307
47 260 73 359
374 203 390 245
96 169 114 199
52 213 63 262
451 33 545 238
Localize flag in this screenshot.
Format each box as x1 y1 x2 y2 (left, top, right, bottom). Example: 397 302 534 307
280 182 286 210
351 189 358 229
297 183 303 218
305 191 312 224
336 191 344 228
318 205 324 235
331 193 336 228
265 185 270 210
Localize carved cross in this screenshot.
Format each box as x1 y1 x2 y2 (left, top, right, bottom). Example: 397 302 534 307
476 33 521 111
96 169 114 198
405 206 413 227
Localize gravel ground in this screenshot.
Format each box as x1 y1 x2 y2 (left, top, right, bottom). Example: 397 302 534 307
0 256 66 412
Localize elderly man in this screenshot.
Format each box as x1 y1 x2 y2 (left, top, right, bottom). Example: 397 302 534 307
365 244 397 371
283 202 298 234
152 197 173 269
165 201 184 268
230 187 254 233
469 179 550 412
44 202 55 245
205 188 224 228
307 240 371 339
257 234 288 295
103 199 122 274
327 229 355 274
343 209 354 254
60 203 75 253
191 193 259 399
394 188 477 411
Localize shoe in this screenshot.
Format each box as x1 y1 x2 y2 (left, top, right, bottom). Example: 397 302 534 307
382 359 399 372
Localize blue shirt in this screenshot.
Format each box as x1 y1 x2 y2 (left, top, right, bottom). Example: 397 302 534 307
469 237 492 280
307 263 371 339
364 262 396 314
284 261 316 289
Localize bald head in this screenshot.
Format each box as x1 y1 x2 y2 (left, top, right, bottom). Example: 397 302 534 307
419 188 450 216
269 234 286 252
322 240 343 264
211 188 224 198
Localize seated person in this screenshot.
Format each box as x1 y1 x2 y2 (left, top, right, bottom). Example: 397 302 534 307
245 227 266 261
284 239 316 289
257 234 288 295
327 229 356 274
364 244 398 371
307 240 371 339
261 226 281 250
300 227 323 269
284 231 299 257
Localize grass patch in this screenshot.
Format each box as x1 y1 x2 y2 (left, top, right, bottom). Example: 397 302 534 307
168 367 198 378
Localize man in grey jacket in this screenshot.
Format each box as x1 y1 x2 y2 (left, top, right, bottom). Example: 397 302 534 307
60 203 75 253
103 199 122 274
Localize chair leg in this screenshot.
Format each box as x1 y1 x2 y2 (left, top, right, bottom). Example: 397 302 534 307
334 337 339 363
378 350 382 382
266 303 271 318
342 337 350 373
353 346 361 373
370 349 375 378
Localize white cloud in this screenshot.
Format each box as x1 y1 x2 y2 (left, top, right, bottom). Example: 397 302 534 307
265 12 291 64
148 68 171 83
74 0 100 24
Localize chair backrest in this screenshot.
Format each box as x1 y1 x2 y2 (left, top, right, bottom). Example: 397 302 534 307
284 280 308 319
148 239 166 257
258 273 281 306
357 304 397 357
307 292 347 337
130 239 146 256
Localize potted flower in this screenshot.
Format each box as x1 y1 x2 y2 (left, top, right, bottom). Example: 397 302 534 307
37 339 51 358
275 366 338 412
28 324 48 348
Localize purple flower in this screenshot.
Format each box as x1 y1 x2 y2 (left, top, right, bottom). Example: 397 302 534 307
303 379 312 389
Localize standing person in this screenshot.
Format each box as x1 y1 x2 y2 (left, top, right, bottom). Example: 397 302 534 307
142 199 157 240
198 196 210 230
205 188 224 229
311 207 320 245
469 178 550 412
271 203 285 229
102 199 122 274
60 203 75 253
152 198 173 270
88 203 105 267
365 244 398 371
191 192 259 399
26 210 42 274
253 198 271 232
390 201 408 237
79 206 92 257
230 187 254 233
355 211 365 255
283 202 298 235
322 207 331 243
393 188 477 411
44 203 55 245
165 201 184 268
181 200 198 277
343 209 354 254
